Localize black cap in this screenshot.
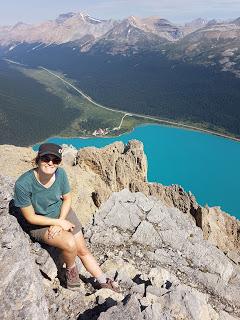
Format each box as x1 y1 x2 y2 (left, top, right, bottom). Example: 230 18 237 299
38 143 63 159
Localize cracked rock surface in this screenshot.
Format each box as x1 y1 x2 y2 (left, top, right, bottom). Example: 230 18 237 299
0 141 239 257
1 183 240 319
0 141 240 319
85 189 240 320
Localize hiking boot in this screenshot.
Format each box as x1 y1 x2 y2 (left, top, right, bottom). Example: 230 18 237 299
66 265 81 290
99 278 120 293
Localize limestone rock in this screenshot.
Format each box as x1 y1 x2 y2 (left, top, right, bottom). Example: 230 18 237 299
94 288 124 303
89 190 240 318
0 141 239 260
0 175 89 320
1 182 240 318
148 267 180 288
76 140 147 189
142 303 168 320
143 284 220 320
0 214 49 319
0 174 15 210
98 295 143 320
199 206 240 255
132 220 162 248
0 145 35 178
35 246 59 281
61 144 78 166
101 197 142 231
1 141 240 319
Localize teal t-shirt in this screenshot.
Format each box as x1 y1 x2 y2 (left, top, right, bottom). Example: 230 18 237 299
14 167 70 218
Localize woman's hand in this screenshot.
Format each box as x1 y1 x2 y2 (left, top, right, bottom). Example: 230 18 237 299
47 225 62 239
57 218 75 232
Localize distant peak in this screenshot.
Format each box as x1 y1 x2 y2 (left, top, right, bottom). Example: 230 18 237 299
206 19 218 26
56 12 91 23
79 12 88 20
185 18 208 27
11 22 29 30
13 22 27 27
85 15 103 24
232 17 240 25
55 11 104 25
194 17 207 23
56 12 76 23
124 16 142 27
127 16 136 22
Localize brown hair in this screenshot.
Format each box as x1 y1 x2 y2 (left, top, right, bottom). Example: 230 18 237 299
31 155 40 167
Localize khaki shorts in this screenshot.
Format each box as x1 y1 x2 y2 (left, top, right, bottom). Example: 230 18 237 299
29 208 82 242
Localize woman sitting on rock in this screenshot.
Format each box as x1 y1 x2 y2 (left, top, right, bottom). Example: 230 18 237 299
14 142 118 291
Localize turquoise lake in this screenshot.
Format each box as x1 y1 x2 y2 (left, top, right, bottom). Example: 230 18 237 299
34 124 240 220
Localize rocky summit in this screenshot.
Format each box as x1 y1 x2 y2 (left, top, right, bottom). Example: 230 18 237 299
0 140 240 319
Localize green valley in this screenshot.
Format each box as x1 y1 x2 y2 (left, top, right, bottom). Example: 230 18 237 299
0 60 146 146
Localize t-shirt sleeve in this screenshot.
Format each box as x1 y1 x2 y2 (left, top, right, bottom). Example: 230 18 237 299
14 182 32 208
61 169 71 195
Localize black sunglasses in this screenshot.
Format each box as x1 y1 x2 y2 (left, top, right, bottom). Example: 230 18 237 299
40 154 61 165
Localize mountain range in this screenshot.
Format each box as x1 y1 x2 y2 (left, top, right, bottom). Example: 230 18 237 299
0 12 194 46
1 12 240 142
1 12 240 77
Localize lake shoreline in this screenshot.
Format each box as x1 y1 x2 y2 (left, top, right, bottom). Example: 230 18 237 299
32 123 240 218
32 120 240 149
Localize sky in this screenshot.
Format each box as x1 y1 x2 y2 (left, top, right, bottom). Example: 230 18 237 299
1 0 240 25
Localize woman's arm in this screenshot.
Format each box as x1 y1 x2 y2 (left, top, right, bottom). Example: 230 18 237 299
20 205 74 230
59 192 72 220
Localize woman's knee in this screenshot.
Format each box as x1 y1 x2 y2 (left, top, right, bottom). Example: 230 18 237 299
74 235 90 256
44 230 77 253
63 234 77 253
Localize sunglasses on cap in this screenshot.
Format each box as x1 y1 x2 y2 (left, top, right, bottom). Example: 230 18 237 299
40 154 61 165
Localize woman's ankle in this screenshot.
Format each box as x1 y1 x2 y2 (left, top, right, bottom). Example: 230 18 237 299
96 273 107 284
66 262 76 271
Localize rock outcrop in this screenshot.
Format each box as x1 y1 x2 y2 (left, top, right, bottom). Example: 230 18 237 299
87 189 240 319
198 206 240 264
0 174 87 319
0 175 49 319
75 140 240 257
0 140 239 255
1 180 240 319
0 140 240 319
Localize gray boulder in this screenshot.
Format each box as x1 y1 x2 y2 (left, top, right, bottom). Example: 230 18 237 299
0 214 49 319
88 189 240 319
98 295 143 320
1 173 240 320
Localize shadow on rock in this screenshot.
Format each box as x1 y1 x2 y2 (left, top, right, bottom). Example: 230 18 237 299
78 297 117 320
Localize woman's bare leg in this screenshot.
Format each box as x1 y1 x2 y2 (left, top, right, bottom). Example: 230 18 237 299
42 229 77 267
74 231 103 278
42 229 103 277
